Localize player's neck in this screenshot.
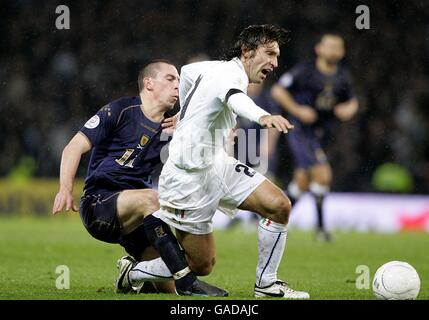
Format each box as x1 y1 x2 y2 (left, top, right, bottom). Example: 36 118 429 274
316 58 337 75
139 95 165 123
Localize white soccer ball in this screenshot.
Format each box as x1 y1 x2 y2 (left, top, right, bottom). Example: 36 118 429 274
372 261 420 300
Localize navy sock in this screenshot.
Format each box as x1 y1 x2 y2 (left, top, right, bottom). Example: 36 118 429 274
313 193 325 231
143 215 195 290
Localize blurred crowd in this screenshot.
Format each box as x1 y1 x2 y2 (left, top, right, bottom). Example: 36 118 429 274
1 0 428 193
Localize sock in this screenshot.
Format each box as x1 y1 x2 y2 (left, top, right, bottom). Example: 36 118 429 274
256 218 288 288
129 257 173 286
309 182 329 232
287 181 303 207
143 214 196 291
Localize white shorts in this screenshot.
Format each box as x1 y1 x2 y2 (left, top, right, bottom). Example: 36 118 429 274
156 155 266 235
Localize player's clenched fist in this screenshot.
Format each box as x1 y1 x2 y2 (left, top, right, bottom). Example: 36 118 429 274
258 115 294 133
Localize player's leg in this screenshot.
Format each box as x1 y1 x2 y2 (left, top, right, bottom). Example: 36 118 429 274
117 224 175 294
219 157 308 299
138 213 227 296
238 180 290 285
175 229 216 276
116 189 159 234
287 168 310 206
117 189 189 291
285 127 313 206
117 219 223 296
79 191 170 293
115 189 222 296
309 162 333 241
238 179 309 298
142 160 229 296
139 246 175 293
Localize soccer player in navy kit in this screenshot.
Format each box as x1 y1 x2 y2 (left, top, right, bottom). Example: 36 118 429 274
271 33 358 241
52 60 227 296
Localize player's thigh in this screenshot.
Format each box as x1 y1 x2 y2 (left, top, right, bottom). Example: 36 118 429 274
80 192 122 243
293 168 311 191
309 163 332 186
117 189 159 234
238 179 291 224
175 229 216 276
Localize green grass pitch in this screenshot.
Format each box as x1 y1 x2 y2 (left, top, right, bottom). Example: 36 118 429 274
0 215 427 300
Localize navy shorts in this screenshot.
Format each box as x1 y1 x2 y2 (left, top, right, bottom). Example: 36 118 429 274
80 191 151 260
287 124 328 169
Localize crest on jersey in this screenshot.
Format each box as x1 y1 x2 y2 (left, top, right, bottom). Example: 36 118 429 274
140 134 150 146
84 115 100 129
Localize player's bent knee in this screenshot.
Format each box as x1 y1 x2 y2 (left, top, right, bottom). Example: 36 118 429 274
268 196 291 225
189 256 216 276
141 189 160 216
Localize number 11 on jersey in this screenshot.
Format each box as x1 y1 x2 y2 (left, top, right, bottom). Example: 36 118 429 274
115 149 135 168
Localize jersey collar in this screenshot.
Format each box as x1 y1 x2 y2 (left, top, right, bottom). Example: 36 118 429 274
232 57 246 74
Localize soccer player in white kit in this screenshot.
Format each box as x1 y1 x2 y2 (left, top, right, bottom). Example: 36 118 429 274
159 25 309 298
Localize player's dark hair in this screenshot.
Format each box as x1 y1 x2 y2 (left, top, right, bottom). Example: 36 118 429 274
222 24 290 60
316 32 344 44
138 59 174 92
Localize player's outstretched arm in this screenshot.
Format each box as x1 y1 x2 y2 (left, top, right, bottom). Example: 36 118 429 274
226 91 294 133
52 132 91 214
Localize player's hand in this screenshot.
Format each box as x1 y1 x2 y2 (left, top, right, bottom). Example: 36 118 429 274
296 105 318 124
334 101 358 121
52 189 79 215
259 115 294 133
161 115 178 135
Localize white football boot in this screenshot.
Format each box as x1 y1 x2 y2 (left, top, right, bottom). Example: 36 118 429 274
114 256 136 294
254 280 310 299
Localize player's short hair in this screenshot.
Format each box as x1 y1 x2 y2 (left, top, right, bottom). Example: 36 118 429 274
223 24 290 60
138 59 174 92
316 32 344 44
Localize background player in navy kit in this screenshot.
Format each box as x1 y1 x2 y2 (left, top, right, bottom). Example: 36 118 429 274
52 60 227 296
271 33 358 241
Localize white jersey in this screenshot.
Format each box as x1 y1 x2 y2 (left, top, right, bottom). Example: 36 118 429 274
168 58 249 170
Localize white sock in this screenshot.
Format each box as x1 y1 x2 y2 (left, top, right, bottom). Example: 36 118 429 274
256 218 287 288
129 257 173 286
309 182 329 196
287 181 303 199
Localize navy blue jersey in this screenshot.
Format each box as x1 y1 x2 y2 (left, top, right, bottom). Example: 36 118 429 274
277 61 354 127
80 96 170 194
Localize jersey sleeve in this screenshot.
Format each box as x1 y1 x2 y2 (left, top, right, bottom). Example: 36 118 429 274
79 104 119 147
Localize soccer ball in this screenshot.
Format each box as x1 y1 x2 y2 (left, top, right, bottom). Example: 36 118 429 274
372 261 420 300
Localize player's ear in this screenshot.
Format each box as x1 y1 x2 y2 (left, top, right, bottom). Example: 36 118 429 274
241 45 254 60
144 76 154 91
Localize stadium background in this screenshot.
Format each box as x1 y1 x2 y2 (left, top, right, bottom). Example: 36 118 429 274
0 0 428 300
1 0 429 192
